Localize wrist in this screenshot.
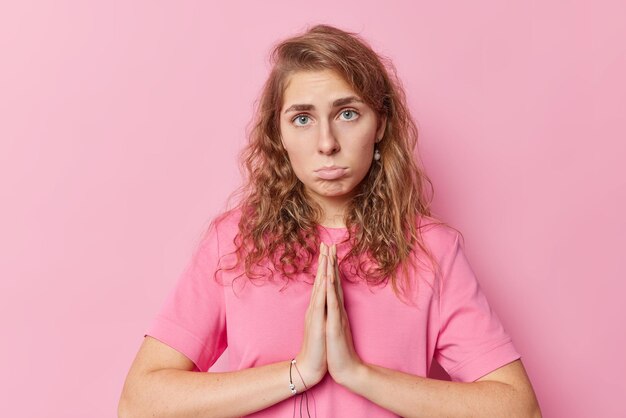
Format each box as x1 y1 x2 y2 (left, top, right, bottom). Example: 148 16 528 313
289 358 317 394
336 361 369 392
295 353 326 386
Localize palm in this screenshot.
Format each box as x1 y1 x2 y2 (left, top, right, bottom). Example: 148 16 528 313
323 244 363 385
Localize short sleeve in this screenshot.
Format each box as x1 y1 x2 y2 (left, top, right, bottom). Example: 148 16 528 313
434 232 521 382
144 222 228 372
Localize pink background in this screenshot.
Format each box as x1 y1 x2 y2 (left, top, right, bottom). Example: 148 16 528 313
1 1 624 417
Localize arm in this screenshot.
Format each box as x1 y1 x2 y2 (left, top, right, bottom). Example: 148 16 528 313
118 336 317 418
121 229 331 417
323 241 541 417
340 359 542 418
119 360 308 418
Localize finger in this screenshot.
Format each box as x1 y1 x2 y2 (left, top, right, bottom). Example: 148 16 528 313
326 247 338 315
326 244 333 285
320 243 328 287
317 242 325 282
314 255 328 327
318 242 328 288
319 243 328 278
329 245 337 290
311 242 325 303
331 245 345 307
330 245 346 314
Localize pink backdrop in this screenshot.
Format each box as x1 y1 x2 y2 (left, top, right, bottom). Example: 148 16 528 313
1 1 624 417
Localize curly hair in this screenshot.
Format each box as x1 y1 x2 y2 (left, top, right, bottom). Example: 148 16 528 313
205 23 459 307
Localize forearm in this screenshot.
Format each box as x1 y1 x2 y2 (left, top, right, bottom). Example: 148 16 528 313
118 359 313 418
342 363 538 418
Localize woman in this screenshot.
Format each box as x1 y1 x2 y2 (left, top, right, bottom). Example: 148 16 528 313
119 24 541 417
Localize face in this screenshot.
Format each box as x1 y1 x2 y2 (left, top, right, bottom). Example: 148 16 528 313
279 69 386 214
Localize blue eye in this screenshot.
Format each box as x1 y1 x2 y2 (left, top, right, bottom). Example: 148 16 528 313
291 109 361 127
293 115 310 127
341 109 359 120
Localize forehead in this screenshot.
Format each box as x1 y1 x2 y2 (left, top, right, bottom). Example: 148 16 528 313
282 69 357 104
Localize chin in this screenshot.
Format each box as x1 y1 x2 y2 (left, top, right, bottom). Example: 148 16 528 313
319 187 355 198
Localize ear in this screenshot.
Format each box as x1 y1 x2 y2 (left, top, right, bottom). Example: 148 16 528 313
376 114 387 142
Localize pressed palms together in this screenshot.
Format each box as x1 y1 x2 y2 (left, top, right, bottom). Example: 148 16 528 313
296 242 364 389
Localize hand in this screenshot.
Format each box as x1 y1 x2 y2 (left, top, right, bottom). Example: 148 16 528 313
296 243 364 389
324 243 364 386
295 242 329 389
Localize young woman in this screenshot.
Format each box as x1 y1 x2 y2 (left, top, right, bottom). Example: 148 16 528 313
119 24 541 417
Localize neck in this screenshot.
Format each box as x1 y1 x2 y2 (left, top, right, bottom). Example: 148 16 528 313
310 196 350 228
319 215 346 228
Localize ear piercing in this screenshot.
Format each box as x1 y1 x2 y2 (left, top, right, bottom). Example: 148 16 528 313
374 140 381 161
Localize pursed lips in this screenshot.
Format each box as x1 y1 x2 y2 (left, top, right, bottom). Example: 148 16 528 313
314 166 348 180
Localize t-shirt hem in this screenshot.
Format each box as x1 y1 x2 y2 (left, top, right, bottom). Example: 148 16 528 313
144 315 214 372
447 339 522 382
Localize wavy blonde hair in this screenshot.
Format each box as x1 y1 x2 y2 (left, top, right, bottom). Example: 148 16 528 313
208 24 459 306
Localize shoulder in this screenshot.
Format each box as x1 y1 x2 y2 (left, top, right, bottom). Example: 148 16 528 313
415 213 463 260
192 207 243 252
212 206 243 235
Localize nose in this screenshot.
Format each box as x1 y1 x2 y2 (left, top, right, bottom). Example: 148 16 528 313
317 123 340 155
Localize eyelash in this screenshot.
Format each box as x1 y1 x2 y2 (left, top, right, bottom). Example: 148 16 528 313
291 108 361 127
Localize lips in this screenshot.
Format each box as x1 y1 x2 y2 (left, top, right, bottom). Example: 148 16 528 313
315 167 347 180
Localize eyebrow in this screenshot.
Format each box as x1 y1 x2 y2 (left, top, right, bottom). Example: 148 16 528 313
283 96 364 114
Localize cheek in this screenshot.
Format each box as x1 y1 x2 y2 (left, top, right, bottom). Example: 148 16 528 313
283 136 312 165
351 144 375 173
354 140 374 159
284 150 308 179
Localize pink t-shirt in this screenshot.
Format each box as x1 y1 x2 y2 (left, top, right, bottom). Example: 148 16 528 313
144 209 521 417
